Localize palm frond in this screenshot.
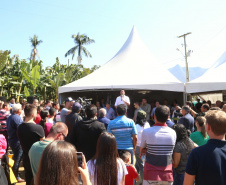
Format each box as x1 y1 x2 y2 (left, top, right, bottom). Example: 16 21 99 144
65 46 77 57
82 47 92 58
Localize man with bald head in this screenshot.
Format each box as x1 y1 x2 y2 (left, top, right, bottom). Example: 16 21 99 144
29 122 68 183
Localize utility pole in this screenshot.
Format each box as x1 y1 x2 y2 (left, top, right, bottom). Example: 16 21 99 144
178 32 191 82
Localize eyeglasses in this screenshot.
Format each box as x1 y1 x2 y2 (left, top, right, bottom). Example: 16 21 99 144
57 132 66 139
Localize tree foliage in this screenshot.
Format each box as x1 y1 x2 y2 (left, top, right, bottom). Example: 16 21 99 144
0 51 100 102
65 33 95 64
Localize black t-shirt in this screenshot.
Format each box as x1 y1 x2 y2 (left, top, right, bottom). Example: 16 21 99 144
17 122 45 155
186 139 226 185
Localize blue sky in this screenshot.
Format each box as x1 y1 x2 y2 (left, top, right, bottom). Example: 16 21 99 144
1 0 226 68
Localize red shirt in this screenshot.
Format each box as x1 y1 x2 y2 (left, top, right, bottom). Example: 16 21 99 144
35 114 41 124
125 165 138 185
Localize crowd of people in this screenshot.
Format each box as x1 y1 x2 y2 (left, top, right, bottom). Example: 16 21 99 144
0 89 226 185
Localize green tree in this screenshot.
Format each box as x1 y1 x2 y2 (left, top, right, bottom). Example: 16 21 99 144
22 64 41 95
65 33 95 64
30 35 43 63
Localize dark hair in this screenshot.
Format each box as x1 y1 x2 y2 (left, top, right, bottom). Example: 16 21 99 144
24 104 37 117
136 115 146 127
37 106 43 112
119 150 131 163
40 109 49 130
2 103 9 109
185 101 192 107
92 132 118 185
117 104 127 116
134 102 139 105
182 105 190 113
85 104 97 119
196 116 207 138
46 100 51 104
205 110 226 135
172 124 193 151
202 103 210 111
209 107 221 111
207 100 212 107
60 104 65 111
49 107 56 116
154 105 169 123
36 141 78 185
52 102 59 108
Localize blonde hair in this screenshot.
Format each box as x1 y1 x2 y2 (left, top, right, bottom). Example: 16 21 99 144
205 110 226 136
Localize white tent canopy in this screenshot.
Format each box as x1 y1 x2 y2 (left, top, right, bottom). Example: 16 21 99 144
186 61 226 93
59 26 184 94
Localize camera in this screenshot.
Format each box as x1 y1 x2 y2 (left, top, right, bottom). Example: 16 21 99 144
76 97 92 118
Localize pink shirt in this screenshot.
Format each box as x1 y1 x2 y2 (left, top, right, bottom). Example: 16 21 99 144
38 122 53 137
0 134 7 158
44 122 53 137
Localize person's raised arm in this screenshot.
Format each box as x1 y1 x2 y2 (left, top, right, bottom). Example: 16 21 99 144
183 173 195 185
189 107 197 118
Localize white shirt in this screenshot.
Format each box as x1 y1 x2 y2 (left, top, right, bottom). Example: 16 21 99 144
114 95 130 108
47 118 55 124
87 158 128 185
136 121 150 146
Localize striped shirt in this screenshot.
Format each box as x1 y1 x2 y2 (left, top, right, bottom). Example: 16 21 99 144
140 123 176 182
107 115 137 150
0 109 10 131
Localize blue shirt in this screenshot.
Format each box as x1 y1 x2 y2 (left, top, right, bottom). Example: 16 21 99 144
104 107 116 120
6 113 23 146
98 117 110 129
107 115 137 150
166 119 175 128
186 139 226 185
151 107 156 117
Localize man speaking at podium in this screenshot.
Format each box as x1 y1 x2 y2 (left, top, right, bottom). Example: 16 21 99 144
115 90 130 109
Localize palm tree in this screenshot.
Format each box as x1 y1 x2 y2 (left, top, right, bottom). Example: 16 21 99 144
30 35 42 63
65 32 95 64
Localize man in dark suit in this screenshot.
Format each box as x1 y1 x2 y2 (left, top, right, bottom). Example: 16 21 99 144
179 105 194 132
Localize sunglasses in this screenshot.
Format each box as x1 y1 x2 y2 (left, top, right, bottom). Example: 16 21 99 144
57 132 66 138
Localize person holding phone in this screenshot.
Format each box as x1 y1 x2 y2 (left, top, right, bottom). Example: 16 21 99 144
36 140 91 185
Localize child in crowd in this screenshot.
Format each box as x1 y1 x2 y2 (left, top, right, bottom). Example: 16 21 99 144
119 150 139 185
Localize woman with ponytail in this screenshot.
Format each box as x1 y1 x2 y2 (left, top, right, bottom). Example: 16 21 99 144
39 109 53 137
190 116 209 146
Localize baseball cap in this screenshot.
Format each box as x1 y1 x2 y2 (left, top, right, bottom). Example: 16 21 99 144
72 102 82 112
137 110 146 119
65 97 74 102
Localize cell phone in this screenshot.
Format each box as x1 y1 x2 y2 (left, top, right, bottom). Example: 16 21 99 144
77 152 83 168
